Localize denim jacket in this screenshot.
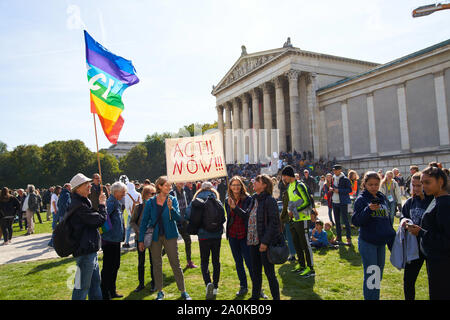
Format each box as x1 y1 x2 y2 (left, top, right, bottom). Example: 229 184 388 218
101 195 125 243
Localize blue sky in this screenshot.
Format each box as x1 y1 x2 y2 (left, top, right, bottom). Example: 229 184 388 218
0 0 449 152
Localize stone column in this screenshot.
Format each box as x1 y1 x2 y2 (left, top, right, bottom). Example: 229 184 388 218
274 76 287 153
216 105 224 139
286 70 301 153
366 93 377 154
306 72 320 159
251 88 262 162
232 98 241 163
262 82 272 157
241 93 250 162
341 100 351 157
224 103 233 163
396 83 410 151
434 71 450 146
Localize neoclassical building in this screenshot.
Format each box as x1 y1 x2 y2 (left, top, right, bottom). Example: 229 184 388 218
212 38 450 174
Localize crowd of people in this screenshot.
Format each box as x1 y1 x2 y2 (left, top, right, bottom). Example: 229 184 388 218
1 159 449 301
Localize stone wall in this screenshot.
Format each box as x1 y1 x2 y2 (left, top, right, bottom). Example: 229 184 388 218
340 151 450 178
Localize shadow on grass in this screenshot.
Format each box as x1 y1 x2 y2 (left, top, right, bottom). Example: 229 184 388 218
337 243 361 267
278 262 322 300
26 257 75 275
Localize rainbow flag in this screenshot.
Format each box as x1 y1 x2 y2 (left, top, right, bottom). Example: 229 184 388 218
84 30 139 144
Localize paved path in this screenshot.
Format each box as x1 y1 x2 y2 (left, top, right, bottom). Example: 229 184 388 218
0 205 331 266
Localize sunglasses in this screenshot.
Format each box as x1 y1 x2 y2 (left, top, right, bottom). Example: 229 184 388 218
150 192 156 196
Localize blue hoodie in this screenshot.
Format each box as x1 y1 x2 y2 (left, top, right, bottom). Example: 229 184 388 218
352 190 396 249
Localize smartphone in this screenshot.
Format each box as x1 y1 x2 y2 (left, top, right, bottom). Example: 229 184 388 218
370 198 381 205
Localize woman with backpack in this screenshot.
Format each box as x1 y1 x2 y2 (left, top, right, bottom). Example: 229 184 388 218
186 181 225 300
0 187 21 245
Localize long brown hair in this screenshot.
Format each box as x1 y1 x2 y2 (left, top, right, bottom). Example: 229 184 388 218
227 176 249 201
255 174 273 195
0 187 11 202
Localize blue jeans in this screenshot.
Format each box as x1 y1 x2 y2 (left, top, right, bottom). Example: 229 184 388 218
125 214 133 244
387 201 396 226
228 237 253 289
332 203 351 241
72 252 103 300
327 206 334 224
48 212 58 247
283 223 296 256
358 238 386 300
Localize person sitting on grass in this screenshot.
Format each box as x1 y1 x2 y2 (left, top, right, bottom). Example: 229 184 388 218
324 222 338 245
311 220 328 249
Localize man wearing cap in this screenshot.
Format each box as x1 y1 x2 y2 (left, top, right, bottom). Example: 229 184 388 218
331 165 352 245
281 165 315 278
68 173 107 300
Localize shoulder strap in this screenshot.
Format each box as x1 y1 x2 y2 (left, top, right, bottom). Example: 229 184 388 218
62 204 83 222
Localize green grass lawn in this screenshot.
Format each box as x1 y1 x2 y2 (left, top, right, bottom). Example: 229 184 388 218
0 217 429 300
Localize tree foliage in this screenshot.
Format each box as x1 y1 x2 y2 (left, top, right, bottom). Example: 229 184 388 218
0 122 217 189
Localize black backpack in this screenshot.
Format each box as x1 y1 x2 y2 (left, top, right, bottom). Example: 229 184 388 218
187 197 205 235
28 193 39 212
202 196 226 233
53 205 81 258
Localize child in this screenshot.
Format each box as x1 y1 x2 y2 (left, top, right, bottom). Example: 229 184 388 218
324 222 338 246
311 220 328 248
308 211 318 238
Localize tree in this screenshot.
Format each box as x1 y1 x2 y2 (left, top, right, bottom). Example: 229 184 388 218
119 144 149 182
142 132 172 181
0 141 7 154
8 145 43 188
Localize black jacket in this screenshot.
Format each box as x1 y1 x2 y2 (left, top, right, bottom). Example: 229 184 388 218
224 195 253 240
252 192 281 246
419 195 450 261
0 197 21 219
68 192 107 258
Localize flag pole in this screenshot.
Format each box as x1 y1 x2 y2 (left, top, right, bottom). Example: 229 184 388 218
93 113 104 190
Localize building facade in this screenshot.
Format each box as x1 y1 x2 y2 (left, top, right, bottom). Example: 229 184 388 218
212 38 450 175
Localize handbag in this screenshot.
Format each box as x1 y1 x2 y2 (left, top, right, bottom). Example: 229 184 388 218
143 199 163 249
264 198 289 265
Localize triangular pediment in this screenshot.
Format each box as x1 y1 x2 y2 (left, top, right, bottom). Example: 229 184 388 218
212 47 292 94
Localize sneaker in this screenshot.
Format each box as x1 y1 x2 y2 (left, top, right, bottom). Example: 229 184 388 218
134 285 145 292
206 283 214 300
181 291 192 300
186 261 198 269
260 291 269 299
299 267 315 278
156 291 164 300
292 264 306 273
213 288 218 296
287 255 296 262
122 243 130 249
236 287 248 297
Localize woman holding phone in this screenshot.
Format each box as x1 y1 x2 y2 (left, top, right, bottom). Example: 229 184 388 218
407 165 450 300
352 171 396 300
399 171 433 300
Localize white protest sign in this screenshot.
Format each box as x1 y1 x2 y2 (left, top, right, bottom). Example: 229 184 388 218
165 131 227 183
